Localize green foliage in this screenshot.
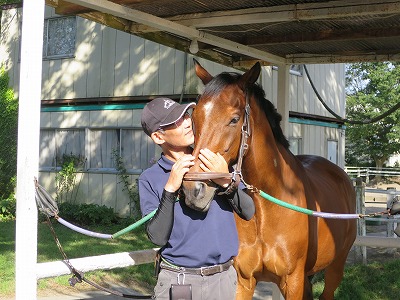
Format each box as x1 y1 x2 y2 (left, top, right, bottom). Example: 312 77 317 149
345 62 400 168
0 67 18 199
112 149 140 219
0 0 22 5
58 202 118 226
55 153 86 203
0 195 15 221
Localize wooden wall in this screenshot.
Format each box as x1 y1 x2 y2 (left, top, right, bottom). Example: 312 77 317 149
1 6 346 216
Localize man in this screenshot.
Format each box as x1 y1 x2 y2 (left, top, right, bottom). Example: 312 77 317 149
139 97 255 300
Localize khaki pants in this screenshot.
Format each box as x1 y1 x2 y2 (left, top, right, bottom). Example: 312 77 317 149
154 265 237 300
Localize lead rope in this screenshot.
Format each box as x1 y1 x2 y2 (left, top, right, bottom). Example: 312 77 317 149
44 214 154 299
240 180 391 219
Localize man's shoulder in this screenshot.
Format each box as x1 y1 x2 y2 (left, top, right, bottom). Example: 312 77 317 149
139 162 161 179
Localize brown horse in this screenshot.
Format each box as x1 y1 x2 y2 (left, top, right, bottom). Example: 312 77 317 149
182 60 357 299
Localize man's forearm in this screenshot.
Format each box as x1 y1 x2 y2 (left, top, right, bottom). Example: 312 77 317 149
146 190 176 245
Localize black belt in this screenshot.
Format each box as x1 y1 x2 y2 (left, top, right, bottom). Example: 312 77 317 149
160 259 234 276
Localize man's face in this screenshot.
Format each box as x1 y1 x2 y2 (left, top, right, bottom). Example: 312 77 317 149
160 112 195 147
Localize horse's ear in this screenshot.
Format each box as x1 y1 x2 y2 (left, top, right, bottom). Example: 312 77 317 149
238 62 261 91
194 59 214 85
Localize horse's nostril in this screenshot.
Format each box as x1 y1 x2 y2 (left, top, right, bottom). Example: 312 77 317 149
194 182 205 199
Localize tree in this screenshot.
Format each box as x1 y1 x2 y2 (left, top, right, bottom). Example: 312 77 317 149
345 62 400 170
0 67 18 198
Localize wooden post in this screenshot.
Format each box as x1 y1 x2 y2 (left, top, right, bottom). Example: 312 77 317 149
15 1 44 299
277 64 289 137
386 188 396 237
355 177 367 264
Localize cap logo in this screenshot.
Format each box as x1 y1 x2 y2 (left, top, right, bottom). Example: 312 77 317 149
164 99 175 109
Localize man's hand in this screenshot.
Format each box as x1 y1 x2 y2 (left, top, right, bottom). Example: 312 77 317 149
165 155 195 193
198 148 230 188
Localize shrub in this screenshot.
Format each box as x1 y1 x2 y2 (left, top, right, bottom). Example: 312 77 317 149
55 153 86 203
0 195 16 221
112 149 140 220
0 67 18 199
58 202 119 226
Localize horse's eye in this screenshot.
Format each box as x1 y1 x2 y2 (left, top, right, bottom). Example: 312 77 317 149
229 117 240 125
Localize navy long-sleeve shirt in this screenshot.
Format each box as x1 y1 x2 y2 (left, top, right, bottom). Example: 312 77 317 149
139 154 254 268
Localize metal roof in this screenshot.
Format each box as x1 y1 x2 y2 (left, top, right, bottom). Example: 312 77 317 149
46 0 400 69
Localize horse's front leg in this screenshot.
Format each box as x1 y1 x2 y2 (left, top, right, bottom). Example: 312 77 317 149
234 217 260 299
280 271 313 300
235 272 257 300
234 246 264 300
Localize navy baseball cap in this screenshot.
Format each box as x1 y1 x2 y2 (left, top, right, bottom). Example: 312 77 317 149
141 98 196 136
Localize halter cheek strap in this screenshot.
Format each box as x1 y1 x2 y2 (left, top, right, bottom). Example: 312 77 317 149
183 90 251 189
217 91 251 195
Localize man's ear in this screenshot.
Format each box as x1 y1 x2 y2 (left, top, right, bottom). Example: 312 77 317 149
151 131 166 145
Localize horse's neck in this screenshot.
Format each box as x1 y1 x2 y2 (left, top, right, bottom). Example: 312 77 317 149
243 127 293 190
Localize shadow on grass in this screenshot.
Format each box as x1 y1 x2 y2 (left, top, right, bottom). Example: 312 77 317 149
1 219 156 296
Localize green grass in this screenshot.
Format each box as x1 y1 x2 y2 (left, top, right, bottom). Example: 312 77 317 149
2 220 400 299
312 260 400 299
0 220 156 297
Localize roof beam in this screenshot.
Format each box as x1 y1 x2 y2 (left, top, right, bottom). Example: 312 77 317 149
242 26 400 46
62 0 286 65
288 53 400 64
51 0 175 15
131 0 400 31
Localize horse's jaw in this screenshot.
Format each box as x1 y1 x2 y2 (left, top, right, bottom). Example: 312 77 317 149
182 181 218 212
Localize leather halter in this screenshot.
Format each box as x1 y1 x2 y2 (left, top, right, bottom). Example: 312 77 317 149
184 90 251 192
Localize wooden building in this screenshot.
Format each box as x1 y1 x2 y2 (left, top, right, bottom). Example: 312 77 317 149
1 5 345 216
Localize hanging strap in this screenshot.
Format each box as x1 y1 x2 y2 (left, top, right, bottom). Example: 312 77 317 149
44 215 153 299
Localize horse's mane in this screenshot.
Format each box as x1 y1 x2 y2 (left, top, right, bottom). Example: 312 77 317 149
202 72 290 149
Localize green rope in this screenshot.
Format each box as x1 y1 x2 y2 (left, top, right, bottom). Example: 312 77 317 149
259 190 314 215
112 208 157 238
259 190 361 219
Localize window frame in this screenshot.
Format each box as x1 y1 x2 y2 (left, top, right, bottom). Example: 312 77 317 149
39 127 156 175
288 137 303 155
42 16 77 60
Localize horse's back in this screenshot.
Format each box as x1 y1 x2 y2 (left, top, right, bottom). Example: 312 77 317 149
296 154 356 212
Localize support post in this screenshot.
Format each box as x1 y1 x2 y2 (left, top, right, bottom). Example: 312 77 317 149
15 1 44 299
355 177 367 264
387 188 397 237
276 64 289 137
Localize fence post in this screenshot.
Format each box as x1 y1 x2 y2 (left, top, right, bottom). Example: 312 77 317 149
355 177 367 264
387 188 397 238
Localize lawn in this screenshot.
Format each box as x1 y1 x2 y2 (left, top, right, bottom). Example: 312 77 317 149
0 219 156 297
2 220 400 299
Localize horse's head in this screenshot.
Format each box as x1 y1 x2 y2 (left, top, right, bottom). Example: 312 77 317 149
181 60 261 211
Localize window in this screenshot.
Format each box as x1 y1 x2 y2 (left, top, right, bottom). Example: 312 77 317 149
39 128 156 173
120 129 156 170
43 17 76 59
89 129 119 169
327 140 338 164
39 129 85 168
289 137 302 155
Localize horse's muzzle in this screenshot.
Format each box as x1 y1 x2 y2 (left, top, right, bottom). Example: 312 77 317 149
182 180 217 212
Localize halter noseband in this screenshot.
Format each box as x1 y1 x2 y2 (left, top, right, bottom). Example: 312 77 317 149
184 90 251 193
